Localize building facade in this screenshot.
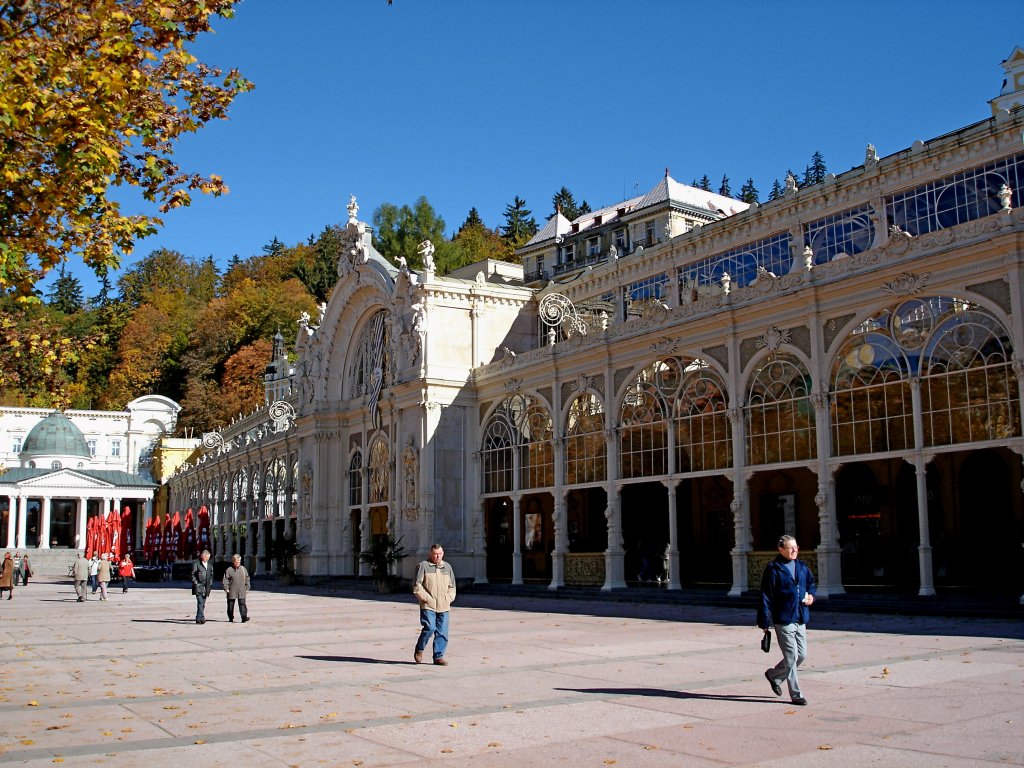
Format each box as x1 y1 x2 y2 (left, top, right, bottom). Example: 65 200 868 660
168 54 1024 597
0 395 178 550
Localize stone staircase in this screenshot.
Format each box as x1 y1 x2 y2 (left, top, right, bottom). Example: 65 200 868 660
1 548 81 579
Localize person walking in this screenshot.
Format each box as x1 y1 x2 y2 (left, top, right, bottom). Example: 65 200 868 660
20 554 32 586
119 554 135 594
222 554 250 623
96 553 112 601
191 549 214 624
89 555 100 594
12 552 22 586
0 552 14 600
757 534 816 706
73 551 91 601
412 543 456 666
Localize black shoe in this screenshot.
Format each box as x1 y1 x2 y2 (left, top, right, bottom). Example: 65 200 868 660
765 670 782 697
228 617 234 622
241 617 249 623
791 697 808 706
196 619 205 624
77 597 84 602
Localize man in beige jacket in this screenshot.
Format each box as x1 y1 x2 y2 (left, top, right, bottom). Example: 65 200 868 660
412 544 456 666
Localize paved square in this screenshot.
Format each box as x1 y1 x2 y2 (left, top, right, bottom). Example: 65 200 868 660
0 580 1021 767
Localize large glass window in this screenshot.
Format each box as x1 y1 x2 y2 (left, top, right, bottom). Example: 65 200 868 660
745 354 815 465
347 310 391 399
675 361 732 472
620 362 670 479
831 320 913 456
480 395 553 494
921 304 1019 446
805 204 875 263
678 231 792 300
886 152 1024 236
565 393 607 485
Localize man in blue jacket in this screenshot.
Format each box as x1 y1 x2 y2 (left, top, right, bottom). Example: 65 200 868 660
757 535 816 706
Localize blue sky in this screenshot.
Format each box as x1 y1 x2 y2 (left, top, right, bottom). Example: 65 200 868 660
46 0 1022 296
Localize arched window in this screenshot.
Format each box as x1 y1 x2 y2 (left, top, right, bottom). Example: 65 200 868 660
921 302 1019 445
349 451 363 506
831 311 913 455
347 309 392 398
565 392 606 484
746 354 815 465
675 360 731 472
368 439 390 504
619 361 670 478
480 395 553 494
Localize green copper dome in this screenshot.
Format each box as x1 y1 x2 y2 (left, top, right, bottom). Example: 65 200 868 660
21 411 92 460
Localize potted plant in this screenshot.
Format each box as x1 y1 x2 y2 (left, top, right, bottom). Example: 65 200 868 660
359 535 407 593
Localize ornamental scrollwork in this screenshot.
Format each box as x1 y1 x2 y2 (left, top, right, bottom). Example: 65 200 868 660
269 400 296 432
882 271 931 297
754 326 791 353
539 293 588 338
202 431 225 455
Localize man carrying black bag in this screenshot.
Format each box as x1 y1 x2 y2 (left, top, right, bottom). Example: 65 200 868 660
757 535 815 706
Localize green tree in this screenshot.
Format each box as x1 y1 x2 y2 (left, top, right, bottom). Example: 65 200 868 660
47 265 84 314
698 175 712 192
293 226 341 303
767 179 784 201
718 175 732 197
90 267 114 308
551 187 583 221
372 197 447 270
501 196 537 247
0 0 253 300
443 219 513 273
738 178 760 204
807 151 827 185
457 208 484 234
117 248 218 308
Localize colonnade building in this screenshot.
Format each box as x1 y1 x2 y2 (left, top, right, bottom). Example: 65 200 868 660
168 49 1024 597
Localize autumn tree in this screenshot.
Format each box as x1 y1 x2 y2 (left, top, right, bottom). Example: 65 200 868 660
0 0 252 299
442 212 513 272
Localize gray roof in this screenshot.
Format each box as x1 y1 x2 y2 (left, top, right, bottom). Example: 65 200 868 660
0 467 157 489
21 411 91 459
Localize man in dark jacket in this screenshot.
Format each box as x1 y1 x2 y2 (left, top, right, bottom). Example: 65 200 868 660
191 550 214 624
757 535 816 706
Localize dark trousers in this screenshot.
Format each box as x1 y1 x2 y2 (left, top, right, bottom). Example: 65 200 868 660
195 590 208 622
227 598 248 621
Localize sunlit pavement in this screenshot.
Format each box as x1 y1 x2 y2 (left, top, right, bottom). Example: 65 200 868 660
0 579 1021 767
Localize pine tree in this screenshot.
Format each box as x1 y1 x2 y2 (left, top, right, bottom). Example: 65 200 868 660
552 187 581 221
808 151 827 185
698 175 712 192
718 175 732 197
457 208 484 235
293 226 342 303
768 179 784 201
90 267 113 308
739 178 759 204
501 196 538 245
262 237 286 258
47 265 84 314
578 200 592 216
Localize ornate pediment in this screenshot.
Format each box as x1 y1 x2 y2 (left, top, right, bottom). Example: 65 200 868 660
17 470 119 490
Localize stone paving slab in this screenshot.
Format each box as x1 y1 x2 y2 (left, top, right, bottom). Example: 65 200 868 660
0 579 1020 767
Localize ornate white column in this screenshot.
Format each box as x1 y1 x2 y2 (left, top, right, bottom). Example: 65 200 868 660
39 496 51 548
661 478 681 589
810 390 843 596
602 485 626 590
358 507 371 577
549 489 568 590
909 377 935 596
511 494 523 585
727 404 752 596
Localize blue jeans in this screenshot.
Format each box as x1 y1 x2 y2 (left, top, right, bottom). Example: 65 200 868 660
768 622 807 700
415 609 449 660
195 590 208 622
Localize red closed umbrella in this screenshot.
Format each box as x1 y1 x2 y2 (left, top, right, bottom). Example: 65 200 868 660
198 506 211 553
142 518 153 560
85 516 97 558
108 509 121 559
120 507 133 558
182 508 196 559
97 513 110 559
161 514 173 561
171 510 182 560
